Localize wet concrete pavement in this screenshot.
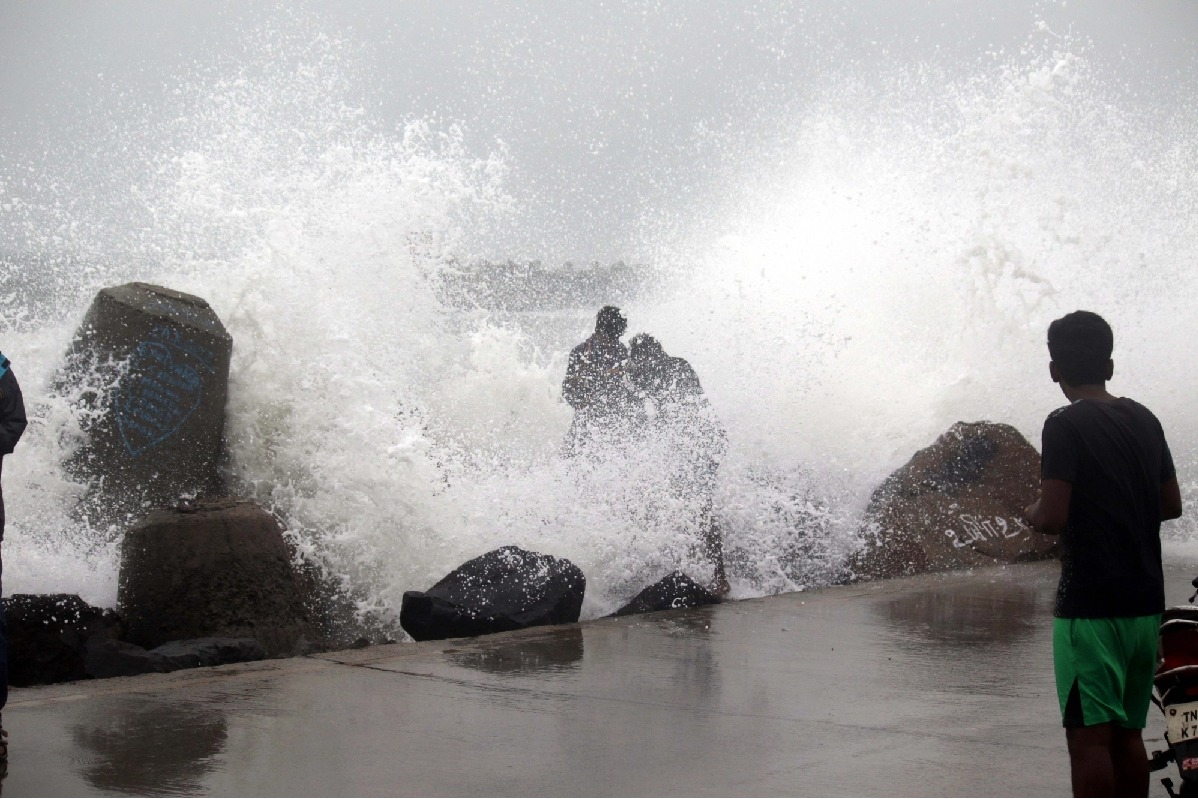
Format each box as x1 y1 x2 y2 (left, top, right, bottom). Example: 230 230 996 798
4 559 1197 797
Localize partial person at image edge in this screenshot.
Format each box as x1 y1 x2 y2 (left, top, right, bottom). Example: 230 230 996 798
0 352 29 768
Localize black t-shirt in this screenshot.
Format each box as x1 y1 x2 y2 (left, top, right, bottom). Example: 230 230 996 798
1040 398 1175 618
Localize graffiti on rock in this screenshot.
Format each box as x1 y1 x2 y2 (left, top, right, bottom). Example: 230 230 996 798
944 514 1026 549
115 325 217 457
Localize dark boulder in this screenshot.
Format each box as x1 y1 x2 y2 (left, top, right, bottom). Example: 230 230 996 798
118 498 313 656
401 546 585 641
57 282 232 521
83 636 266 679
611 571 721 617
850 421 1057 580
3 594 122 686
151 637 265 670
84 639 174 679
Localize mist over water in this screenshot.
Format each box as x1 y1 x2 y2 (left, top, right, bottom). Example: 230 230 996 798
1 5 1196 620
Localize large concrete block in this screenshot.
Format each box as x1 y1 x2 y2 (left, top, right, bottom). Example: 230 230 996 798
60 282 232 518
118 498 313 656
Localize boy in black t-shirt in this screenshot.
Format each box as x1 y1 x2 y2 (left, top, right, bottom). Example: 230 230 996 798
1024 310 1183 797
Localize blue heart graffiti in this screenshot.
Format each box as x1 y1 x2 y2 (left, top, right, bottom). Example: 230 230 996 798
115 340 204 457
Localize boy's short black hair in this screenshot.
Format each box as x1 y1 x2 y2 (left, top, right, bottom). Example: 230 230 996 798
1047 310 1114 386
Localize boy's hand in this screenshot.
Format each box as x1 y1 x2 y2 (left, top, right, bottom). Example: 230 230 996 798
1023 480 1072 535
1021 490 1041 527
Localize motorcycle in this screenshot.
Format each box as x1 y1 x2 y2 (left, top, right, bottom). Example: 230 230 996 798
1150 577 1198 797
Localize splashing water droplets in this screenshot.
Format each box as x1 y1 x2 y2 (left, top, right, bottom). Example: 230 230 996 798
2 14 1197 618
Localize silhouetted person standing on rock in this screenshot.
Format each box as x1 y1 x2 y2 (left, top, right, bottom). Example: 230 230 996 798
628 334 728 594
0 351 28 768
562 306 635 454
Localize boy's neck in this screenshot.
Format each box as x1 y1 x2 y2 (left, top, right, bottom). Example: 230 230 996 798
1061 382 1116 403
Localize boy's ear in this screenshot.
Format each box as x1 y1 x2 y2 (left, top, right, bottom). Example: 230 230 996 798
1049 361 1061 384
1105 359 1114 381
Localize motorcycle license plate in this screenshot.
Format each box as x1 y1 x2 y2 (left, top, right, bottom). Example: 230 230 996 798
1166 701 1198 744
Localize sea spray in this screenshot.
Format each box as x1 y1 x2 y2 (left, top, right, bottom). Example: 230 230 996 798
632 31 1198 553
1 12 1195 621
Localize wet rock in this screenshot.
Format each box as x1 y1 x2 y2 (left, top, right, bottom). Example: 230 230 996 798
57 282 232 521
150 637 266 670
118 498 313 656
850 421 1057 581
611 571 721 617
84 636 267 679
84 639 174 679
3 594 122 686
400 546 586 641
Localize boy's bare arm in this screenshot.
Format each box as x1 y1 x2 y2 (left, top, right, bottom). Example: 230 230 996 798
1161 477 1184 521
1023 478 1072 535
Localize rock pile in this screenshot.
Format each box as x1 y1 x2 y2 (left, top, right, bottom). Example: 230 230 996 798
3 594 122 685
1 594 266 684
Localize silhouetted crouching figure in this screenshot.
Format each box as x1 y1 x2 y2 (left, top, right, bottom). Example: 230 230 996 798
628 334 728 594
562 306 636 455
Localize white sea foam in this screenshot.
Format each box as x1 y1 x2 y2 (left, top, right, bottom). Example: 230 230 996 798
1 15 1195 618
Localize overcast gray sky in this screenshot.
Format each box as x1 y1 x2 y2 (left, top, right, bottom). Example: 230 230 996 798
2 1 1196 262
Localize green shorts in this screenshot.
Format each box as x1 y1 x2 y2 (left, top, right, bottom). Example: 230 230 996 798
1054 615 1161 729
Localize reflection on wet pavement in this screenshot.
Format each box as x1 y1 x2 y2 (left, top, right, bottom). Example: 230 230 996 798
3 561 1195 796
69 699 227 795
446 627 584 674
879 581 1047 647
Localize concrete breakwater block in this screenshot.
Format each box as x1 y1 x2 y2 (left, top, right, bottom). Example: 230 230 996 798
850 421 1058 580
401 546 586 641
59 282 232 518
118 498 313 656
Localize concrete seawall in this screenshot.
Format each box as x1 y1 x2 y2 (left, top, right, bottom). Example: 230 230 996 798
4 560 1193 796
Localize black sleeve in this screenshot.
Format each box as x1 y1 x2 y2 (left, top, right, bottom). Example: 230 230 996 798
1040 411 1077 484
0 366 27 455
1159 420 1177 483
